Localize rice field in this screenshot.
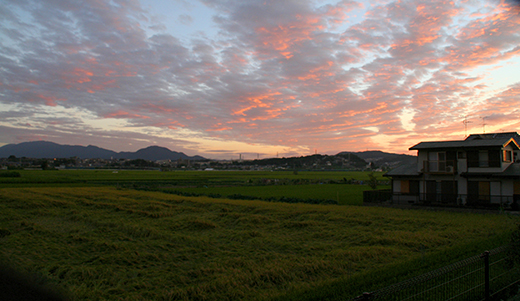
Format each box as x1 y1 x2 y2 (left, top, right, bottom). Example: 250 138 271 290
0 186 515 300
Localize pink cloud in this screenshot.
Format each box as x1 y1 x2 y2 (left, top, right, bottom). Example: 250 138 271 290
1 0 520 158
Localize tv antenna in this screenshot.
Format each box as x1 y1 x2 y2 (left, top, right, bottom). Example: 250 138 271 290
481 116 487 133
462 116 472 137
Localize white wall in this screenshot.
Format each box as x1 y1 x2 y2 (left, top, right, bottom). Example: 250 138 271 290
418 151 428 172
393 180 401 193
490 181 501 203
458 158 467 173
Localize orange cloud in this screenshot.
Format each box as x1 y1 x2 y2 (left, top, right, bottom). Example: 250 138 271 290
297 61 335 81
37 94 66 106
142 103 178 114
341 102 389 118
63 67 94 84
255 14 323 58
206 123 233 132
232 91 281 116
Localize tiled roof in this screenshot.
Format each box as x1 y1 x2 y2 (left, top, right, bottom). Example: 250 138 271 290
383 162 420 177
409 133 520 150
496 163 520 177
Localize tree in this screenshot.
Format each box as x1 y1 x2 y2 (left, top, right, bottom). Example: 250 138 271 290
367 172 378 190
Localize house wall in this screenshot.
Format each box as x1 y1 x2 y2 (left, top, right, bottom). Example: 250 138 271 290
392 179 401 193
502 180 515 197
490 181 501 203
458 158 467 173
468 167 503 173
458 176 467 195
393 136 520 207
391 179 421 203
417 151 428 172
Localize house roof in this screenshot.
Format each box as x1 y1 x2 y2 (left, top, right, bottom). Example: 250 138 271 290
409 134 520 151
465 132 520 141
495 163 520 178
383 162 421 177
460 163 520 178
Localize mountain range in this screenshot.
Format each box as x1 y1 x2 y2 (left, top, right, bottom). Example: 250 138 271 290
341 150 417 168
0 141 416 165
0 141 206 161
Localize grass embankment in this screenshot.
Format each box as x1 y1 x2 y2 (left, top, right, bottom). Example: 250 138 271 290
0 187 515 300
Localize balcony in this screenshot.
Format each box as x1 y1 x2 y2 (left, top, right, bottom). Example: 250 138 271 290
422 160 457 174
467 160 501 168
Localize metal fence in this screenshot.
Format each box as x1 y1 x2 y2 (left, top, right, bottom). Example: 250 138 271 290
386 193 518 209
363 189 392 203
351 245 520 301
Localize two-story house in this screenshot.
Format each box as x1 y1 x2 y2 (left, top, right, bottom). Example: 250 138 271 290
385 132 520 208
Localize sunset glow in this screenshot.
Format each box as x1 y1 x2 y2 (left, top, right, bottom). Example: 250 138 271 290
1 0 520 159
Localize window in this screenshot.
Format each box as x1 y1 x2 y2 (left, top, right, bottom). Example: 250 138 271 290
400 180 419 195
468 181 490 203
441 181 457 203
489 150 501 167
401 180 410 194
503 150 513 162
479 181 490 201
468 150 500 167
467 151 479 167
479 151 489 167
428 152 446 172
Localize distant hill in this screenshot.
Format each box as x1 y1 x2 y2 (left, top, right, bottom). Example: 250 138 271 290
0 141 205 161
240 152 369 169
347 150 416 168
116 146 205 161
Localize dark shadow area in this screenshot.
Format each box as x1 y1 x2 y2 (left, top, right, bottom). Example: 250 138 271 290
0 263 68 301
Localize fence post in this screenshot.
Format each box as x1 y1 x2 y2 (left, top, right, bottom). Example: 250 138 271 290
482 251 490 301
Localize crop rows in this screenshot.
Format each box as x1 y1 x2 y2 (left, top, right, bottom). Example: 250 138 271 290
0 186 515 300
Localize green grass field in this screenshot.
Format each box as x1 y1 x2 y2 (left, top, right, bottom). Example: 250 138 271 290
0 169 388 205
0 186 516 300
0 169 387 185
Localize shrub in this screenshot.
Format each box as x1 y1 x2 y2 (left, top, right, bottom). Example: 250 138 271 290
0 171 21 178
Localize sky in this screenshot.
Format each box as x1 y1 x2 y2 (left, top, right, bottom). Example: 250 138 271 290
1 0 520 160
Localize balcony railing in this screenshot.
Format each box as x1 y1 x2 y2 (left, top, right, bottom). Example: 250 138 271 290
422 160 457 173
467 160 501 168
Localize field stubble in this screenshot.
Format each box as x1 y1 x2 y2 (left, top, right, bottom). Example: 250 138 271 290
0 186 516 300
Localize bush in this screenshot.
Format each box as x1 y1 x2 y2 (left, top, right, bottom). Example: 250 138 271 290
0 171 21 178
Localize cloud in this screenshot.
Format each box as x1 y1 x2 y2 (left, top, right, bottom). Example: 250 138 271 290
0 0 520 158
178 14 193 25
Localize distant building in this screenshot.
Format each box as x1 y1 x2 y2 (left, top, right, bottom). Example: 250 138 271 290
385 132 520 208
